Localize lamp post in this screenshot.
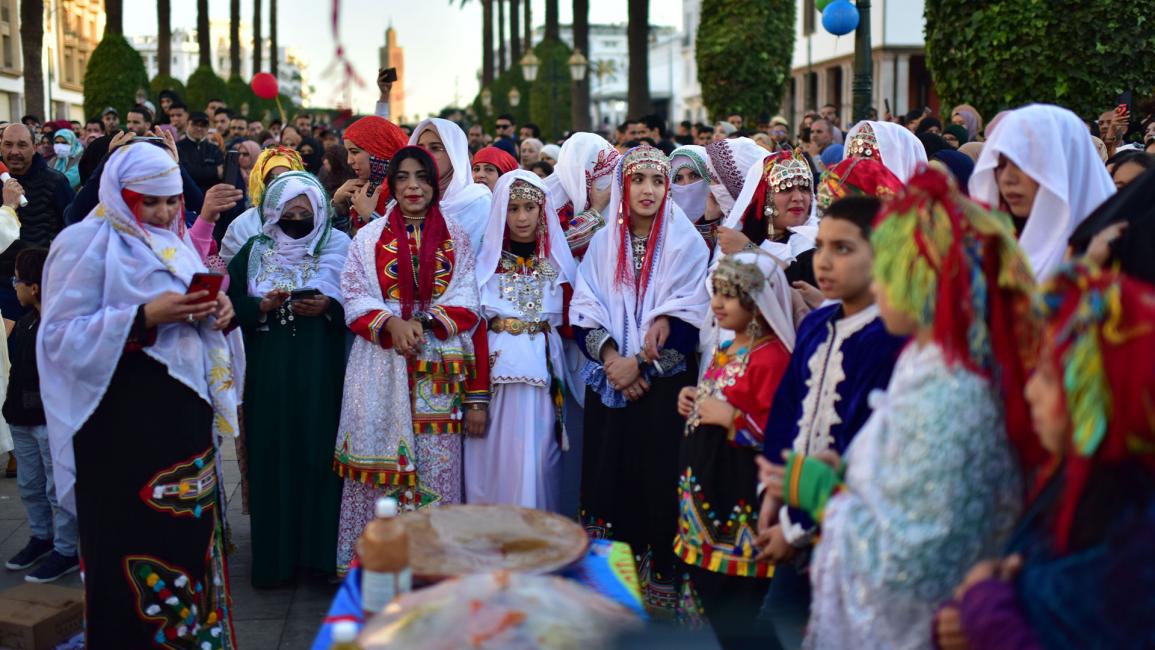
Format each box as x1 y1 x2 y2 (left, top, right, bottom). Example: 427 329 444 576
569 48 590 132
480 87 493 112
851 0 872 123
508 86 521 108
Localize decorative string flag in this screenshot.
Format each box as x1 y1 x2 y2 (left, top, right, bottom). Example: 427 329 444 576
324 0 367 107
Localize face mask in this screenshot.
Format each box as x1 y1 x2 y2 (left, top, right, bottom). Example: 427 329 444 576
279 218 314 240
53 143 72 157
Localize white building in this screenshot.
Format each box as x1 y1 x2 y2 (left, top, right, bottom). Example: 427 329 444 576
786 0 932 129
128 20 309 106
673 0 706 125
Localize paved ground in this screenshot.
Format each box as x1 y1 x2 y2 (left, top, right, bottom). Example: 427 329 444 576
0 440 335 650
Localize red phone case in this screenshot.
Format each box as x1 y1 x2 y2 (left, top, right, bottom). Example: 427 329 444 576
187 273 224 303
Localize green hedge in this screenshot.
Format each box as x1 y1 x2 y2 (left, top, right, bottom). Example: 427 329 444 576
83 34 150 122
697 0 794 124
149 75 187 102
528 38 573 141
925 0 1155 119
185 66 231 113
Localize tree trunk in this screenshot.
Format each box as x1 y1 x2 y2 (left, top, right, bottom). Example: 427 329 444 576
509 0 521 64
481 0 494 85
524 0 532 50
497 0 506 74
252 0 263 73
158 0 172 77
545 0 559 41
197 0 211 69
270 0 279 77
20 0 44 119
229 0 241 77
105 0 123 35
572 0 591 131
626 0 650 118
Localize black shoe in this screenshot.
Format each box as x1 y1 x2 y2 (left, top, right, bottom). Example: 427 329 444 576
6 537 54 570
25 551 79 583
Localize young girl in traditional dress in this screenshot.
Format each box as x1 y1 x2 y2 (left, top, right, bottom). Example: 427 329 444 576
465 171 576 510
674 251 794 645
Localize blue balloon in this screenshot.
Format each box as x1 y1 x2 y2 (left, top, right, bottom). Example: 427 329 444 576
822 0 860 36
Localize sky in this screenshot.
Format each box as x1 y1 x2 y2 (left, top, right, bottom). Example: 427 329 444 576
123 0 683 118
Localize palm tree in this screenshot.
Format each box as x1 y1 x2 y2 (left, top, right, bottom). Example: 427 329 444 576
572 0 591 131
253 0 263 73
497 0 506 74
481 0 494 85
545 0 559 41
106 0 123 34
524 0 532 50
197 0 211 69
19 0 43 120
270 0 279 76
229 0 241 77
510 0 521 63
626 0 650 118
158 0 172 77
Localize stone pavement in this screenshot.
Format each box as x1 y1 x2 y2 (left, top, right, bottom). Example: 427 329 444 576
0 440 336 650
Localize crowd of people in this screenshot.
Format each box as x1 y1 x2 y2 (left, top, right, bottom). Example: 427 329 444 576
1 67 1153 648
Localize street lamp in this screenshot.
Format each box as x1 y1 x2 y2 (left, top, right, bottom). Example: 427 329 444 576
508 87 521 107
520 50 540 83
480 87 493 112
567 49 588 82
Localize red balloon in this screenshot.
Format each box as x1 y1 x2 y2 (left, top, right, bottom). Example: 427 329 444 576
251 72 279 100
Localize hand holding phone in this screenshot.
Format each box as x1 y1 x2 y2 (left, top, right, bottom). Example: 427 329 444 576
223 150 242 189
289 287 322 302
187 273 225 305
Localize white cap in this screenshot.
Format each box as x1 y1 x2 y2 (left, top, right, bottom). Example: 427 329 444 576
375 496 399 519
332 620 358 642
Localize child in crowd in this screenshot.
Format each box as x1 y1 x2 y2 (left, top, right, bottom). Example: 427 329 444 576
4 248 80 583
754 196 907 647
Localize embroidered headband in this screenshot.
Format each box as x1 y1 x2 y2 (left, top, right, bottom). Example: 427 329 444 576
766 148 812 193
621 145 671 179
712 254 766 304
509 179 545 204
845 122 881 161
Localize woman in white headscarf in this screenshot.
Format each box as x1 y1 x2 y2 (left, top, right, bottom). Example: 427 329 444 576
410 118 494 253
570 145 710 617
843 120 928 182
38 142 242 646
675 250 794 644
465 171 576 511
969 104 1116 279
669 145 717 247
544 132 620 260
704 136 767 217
226 171 350 587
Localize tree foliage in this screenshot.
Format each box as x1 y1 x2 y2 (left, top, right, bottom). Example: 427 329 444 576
83 33 150 122
474 64 532 133
149 75 187 101
185 66 231 112
697 0 795 124
528 38 573 141
925 0 1155 119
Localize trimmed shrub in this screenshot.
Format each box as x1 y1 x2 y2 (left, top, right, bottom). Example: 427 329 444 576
185 65 231 112
697 0 795 124
83 33 150 121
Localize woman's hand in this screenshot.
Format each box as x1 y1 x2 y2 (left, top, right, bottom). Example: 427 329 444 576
753 524 796 563
676 386 697 418
464 407 488 437
290 294 330 318
143 291 217 327
212 292 234 330
386 317 424 356
200 184 244 224
604 353 641 391
151 129 180 162
259 289 290 314
696 396 736 427
589 181 612 215
333 179 367 210
377 68 394 102
953 555 1023 601
622 377 650 402
2 178 24 210
108 130 136 154
934 606 970 650
705 191 723 222
792 281 826 309
756 453 787 501
351 183 382 218
716 226 751 255
643 316 670 361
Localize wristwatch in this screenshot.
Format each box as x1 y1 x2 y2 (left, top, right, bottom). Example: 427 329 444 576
413 310 434 331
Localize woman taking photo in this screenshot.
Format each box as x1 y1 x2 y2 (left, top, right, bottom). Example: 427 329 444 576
334 146 488 573
227 172 350 587
39 142 243 647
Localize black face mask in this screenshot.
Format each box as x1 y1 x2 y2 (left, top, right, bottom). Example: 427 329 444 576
279 218 314 239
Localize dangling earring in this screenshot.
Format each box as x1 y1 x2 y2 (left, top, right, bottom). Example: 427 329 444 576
745 317 763 341
765 203 777 239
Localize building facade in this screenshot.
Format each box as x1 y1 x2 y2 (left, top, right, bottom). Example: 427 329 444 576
378 26 405 124
786 0 934 130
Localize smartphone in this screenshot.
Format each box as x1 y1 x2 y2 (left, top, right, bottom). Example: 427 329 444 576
289 287 321 301
1115 91 1133 117
381 67 398 83
133 136 166 143
187 273 224 304
367 155 389 195
223 150 241 189
884 98 891 115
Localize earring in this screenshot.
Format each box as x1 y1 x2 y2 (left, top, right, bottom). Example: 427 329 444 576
745 318 763 341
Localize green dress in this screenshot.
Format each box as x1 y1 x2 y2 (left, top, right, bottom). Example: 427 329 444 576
228 241 347 587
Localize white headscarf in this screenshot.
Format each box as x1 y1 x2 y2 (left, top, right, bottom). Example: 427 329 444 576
544 132 620 213
703 251 796 354
669 145 711 221
245 171 350 303
476 170 577 290
843 120 928 182
570 148 711 378
540 143 561 164
722 152 819 264
38 143 245 514
969 104 1116 280
410 118 493 251
705 137 766 216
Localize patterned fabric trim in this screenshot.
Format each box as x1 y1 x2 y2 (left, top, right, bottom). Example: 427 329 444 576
138 449 218 519
565 208 606 255
636 548 678 619
367 311 389 346
124 554 232 649
675 467 774 578
332 438 418 486
428 305 458 337
584 327 613 360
